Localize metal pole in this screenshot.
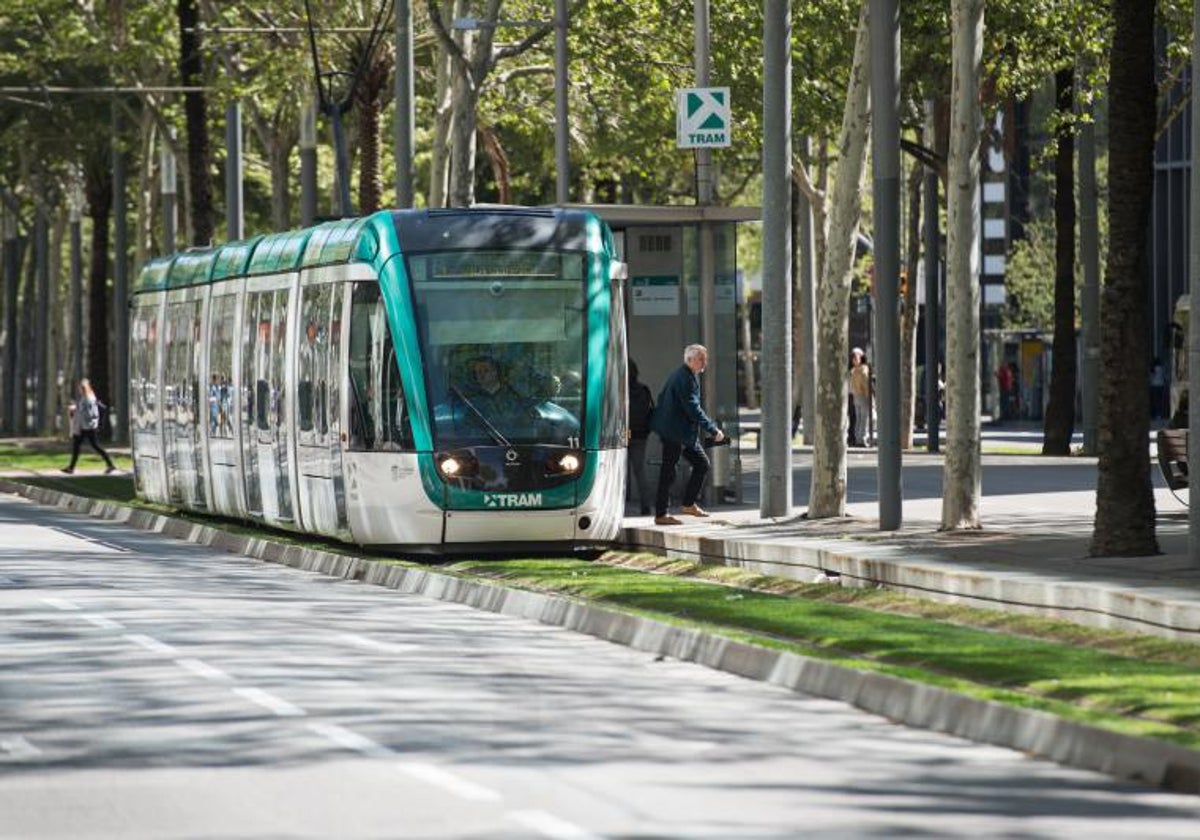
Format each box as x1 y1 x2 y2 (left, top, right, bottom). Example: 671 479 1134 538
70 177 83 384
694 0 721 491
161 129 177 254
300 99 318 226
760 0 792 518
225 101 244 240
1079 101 1100 456
113 107 129 444
870 0 902 530
798 135 817 445
33 205 48 432
1189 0 1200 567
2 204 17 435
554 0 570 204
394 0 415 208
923 100 941 453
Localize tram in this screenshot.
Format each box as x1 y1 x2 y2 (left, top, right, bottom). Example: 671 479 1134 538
128 207 629 553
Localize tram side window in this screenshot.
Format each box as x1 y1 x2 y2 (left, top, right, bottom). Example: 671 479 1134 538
207 293 236 439
348 283 414 452
130 303 158 433
244 291 275 433
298 283 332 443
600 271 628 449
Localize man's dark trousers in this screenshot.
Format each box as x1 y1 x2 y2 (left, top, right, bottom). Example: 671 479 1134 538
655 439 710 516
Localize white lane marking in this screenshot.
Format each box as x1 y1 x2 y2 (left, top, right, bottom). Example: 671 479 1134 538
42 597 81 611
307 722 391 758
175 657 231 682
82 615 124 630
508 810 600 840
123 634 178 656
307 722 502 803
0 736 42 759
337 632 418 655
47 527 129 553
398 762 503 803
1 525 120 554
232 687 306 717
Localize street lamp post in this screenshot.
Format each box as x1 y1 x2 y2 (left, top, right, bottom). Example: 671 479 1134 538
452 11 570 204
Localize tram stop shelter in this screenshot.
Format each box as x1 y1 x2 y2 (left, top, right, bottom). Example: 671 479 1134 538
572 203 762 506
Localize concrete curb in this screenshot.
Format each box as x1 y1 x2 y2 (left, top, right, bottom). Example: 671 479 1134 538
5 479 1200 795
620 525 1200 641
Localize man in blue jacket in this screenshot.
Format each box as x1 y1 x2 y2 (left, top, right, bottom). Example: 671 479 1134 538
650 344 724 525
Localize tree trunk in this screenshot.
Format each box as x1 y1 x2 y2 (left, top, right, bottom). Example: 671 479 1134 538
1043 67 1078 455
178 0 212 246
431 25 454 207
900 160 923 450
478 124 511 203
1091 0 1158 556
808 2 871 518
941 0 984 530
268 135 292 230
448 77 479 207
85 164 113 410
357 53 393 214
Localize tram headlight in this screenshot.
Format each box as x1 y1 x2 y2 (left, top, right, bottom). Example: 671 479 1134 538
437 451 478 479
547 451 582 475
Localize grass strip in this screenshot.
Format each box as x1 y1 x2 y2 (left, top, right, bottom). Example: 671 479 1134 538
450 557 1200 750
0 442 133 474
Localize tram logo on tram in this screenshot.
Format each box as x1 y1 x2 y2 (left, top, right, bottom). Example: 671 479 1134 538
129 207 629 554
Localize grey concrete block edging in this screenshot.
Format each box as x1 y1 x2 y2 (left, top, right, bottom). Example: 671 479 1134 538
6 480 1200 795
620 526 1200 641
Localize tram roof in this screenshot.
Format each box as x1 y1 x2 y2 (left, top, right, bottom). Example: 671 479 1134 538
132 207 605 294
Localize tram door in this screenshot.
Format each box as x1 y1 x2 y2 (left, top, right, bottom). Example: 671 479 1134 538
204 288 241 516
295 276 349 538
242 279 295 523
163 288 207 510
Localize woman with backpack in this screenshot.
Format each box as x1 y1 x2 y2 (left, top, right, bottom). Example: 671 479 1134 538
62 378 118 475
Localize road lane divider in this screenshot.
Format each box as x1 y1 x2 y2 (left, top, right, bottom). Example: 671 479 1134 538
508 809 601 840
122 633 178 656
231 686 306 717
82 614 124 630
174 657 231 682
0 736 42 759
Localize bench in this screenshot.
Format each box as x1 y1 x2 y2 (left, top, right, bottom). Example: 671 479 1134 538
1156 428 1189 503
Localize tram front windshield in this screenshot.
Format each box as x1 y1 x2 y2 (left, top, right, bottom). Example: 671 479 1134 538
407 250 586 449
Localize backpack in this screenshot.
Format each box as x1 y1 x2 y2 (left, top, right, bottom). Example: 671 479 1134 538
629 382 655 436
82 398 101 431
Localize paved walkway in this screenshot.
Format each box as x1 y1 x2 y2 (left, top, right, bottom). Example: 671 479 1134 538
622 439 1200 640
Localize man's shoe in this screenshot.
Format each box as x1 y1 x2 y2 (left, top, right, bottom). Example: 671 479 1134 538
681 504 710 517
105 466 118 475
60 467 73 475
654 515 682 526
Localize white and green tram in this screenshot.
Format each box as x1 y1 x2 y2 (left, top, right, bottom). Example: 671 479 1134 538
129 208 629 553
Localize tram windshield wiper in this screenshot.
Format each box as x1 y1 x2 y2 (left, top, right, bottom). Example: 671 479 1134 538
449 384 512 447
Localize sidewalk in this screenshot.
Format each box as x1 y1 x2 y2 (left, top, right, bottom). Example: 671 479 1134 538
621 440 1200 641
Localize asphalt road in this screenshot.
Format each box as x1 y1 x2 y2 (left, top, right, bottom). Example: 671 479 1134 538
3 494 1200 838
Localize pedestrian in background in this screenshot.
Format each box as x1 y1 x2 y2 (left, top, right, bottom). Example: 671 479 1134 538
650 344 724 526
62 378 117 475
627 359 655 516
848 348 871 447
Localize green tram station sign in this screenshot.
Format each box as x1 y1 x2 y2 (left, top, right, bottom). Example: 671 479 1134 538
676 86 731 149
